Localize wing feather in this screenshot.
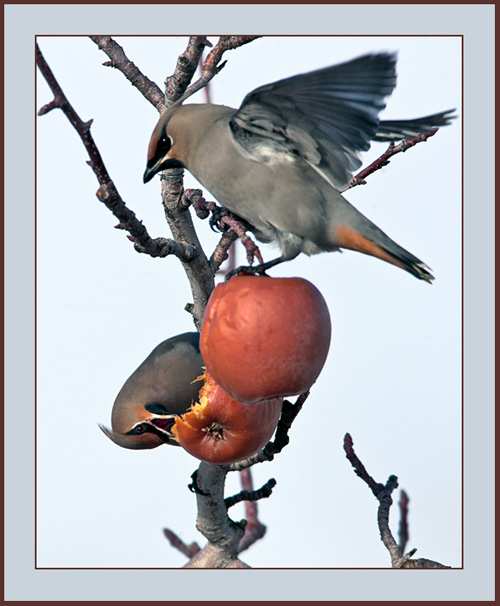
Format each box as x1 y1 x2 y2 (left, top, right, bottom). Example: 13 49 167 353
230 53 398 189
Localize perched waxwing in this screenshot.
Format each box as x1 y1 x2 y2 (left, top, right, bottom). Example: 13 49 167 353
144 53 455 282
100 332 203 449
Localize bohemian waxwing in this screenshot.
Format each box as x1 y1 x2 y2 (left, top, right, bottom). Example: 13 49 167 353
99 332 203 449
144 52 455 282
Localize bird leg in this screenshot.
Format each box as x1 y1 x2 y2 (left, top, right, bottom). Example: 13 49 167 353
217 216 264 266
183 189 251 234
183 189 265 267
224 255 285 281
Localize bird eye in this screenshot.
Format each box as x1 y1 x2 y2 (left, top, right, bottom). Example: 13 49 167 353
134 423 147 434
158 135 172 152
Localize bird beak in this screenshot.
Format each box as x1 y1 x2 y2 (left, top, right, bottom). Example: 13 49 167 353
143 161 161 184
143 156 185 184
147 414 177 439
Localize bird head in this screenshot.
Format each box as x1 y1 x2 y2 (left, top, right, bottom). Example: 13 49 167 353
99 401 180 450
100 333 204 450
143 107 185 183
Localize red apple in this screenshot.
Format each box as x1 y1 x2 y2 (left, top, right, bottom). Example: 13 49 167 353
171 372 283 465
200 275 331 404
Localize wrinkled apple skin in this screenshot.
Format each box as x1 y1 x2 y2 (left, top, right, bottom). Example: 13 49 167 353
200 275 331 404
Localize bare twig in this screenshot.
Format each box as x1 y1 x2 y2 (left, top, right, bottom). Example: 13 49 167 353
89 36 165 110
225 477 277 509
343 433 450 568
36 44 196 264
398 489 410 555
127 234 198 262
183 36 262 100
89 35 213 111
200 51 213 105
228 392 309 472
343 433 404 566
348 130 438 189
40 35 299 569
37 45 110 186
162 528 201 559
182 389 305 567
235 469 271 554
164 36 213 107
90 35 214 112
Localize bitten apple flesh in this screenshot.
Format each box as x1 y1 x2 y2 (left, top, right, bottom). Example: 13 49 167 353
172 372 283 465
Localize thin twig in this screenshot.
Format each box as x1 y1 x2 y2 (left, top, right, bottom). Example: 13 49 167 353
348 130 438 189
162 528 201 559
36 43 196 264
90 36 165 110
398 489 410 555
228 392 309 472
183 36 262 100
225 477 277 509
164 36 213 107
343 433 403 566
127 234 198 262
343 433 450 568
236 469 269 553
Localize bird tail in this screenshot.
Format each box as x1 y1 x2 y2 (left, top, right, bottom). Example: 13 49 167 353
328 197 434 283
375 109 456 142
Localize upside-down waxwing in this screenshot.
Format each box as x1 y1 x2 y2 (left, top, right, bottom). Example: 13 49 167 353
144 52 455 282
99 332 204 449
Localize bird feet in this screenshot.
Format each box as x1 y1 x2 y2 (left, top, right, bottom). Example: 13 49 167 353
184 188 265 268
224 256 285 282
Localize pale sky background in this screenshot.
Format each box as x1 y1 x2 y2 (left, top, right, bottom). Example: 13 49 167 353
2 1 495 599
35 34 463 571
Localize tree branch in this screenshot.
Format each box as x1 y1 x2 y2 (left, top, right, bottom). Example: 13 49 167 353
36 43 197 265
225 477 277 509
89 36 165 110
398 489 410 555
159 173 214 330
162 528 201 559
235 469 273 554
183 463 248 568
164 36 214 107
343 433 450 568
228 392 309 472
39 36 319 568
348 130 439 189
182 36 262 100
163 391 307 566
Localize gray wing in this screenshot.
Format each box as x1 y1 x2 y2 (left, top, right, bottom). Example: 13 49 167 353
230 53 397 190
